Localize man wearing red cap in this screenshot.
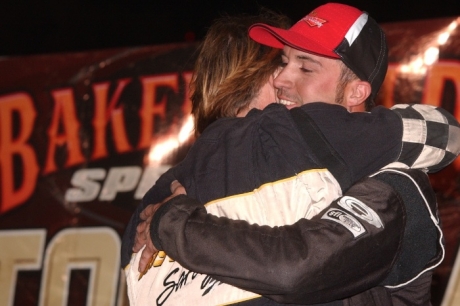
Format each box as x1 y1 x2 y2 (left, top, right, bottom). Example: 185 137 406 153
122 3 459 305
249 2 387 112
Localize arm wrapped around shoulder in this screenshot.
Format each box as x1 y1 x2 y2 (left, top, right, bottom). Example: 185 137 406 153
391 104 460 173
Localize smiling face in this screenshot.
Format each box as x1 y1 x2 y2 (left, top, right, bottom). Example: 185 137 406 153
274 46 343 109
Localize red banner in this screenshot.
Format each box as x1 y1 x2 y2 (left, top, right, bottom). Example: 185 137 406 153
0 17 459 306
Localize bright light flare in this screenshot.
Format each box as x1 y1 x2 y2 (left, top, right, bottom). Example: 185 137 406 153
147 115 195 165
178 115 194 143
437 32 450 45
424 47 439 65
399 18 458 75
448 19 458 32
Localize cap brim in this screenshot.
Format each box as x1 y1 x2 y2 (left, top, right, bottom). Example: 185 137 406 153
249 24 339 59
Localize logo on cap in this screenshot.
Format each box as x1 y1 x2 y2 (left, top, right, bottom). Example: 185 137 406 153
302 13 327 28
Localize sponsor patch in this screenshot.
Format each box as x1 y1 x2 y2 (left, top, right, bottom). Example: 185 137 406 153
338 196 384 229
321 208 366 238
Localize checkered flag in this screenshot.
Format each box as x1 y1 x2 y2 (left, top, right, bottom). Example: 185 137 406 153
391 104 460 173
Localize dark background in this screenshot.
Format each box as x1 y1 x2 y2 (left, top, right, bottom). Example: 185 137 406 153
1 0 459 56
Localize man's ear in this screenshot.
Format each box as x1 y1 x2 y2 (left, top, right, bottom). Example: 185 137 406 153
344 80 371 112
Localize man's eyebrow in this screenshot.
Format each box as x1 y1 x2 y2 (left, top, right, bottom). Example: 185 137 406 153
280 50 322 67
296 54 322 67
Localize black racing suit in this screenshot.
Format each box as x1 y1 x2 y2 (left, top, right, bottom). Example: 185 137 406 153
121 102 456 305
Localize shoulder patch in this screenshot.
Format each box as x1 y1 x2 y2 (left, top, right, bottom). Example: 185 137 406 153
321 208 366 238
338 196 384 229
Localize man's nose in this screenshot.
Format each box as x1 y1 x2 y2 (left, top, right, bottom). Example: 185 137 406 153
273 68 290 90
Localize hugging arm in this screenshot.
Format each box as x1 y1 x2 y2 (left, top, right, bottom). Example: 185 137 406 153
150 169 439 304
120 167 178 268
122 103 459 270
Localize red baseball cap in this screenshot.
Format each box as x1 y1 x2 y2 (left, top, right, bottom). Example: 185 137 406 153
249 3 388 100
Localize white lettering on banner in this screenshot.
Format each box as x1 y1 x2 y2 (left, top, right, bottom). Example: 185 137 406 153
0 228 129 306
100 167 142 201
65 168 107 202
0 229 46 306
65 165 171 202
38 227 120 306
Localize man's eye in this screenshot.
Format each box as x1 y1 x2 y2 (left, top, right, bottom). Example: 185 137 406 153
301 68 313 73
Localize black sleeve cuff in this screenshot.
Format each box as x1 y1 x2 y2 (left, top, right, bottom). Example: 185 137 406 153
149 194 201 251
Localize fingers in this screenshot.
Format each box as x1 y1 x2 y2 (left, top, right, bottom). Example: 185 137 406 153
134 203 160 253
138 240 159 276
170 180 181 193
170 180 186 196
139 204 156 220
133 223 146 252
134 183 183 277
